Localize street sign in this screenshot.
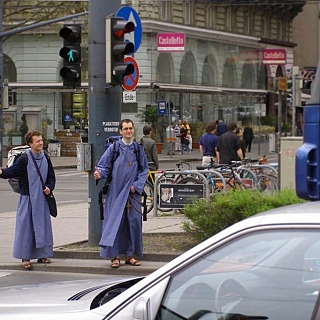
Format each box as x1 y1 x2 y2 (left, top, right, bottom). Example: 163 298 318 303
157 100 167 115
278 77 288 91
123 90 136 103
116 6 142 53
122 56 139 91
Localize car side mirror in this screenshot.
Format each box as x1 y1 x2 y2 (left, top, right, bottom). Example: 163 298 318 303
131 297 150 320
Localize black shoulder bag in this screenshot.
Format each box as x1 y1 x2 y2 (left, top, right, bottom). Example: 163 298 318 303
30 152 57 218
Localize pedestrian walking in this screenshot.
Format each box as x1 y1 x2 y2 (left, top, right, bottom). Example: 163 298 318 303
166 122 176 155
174 121 181 152
243 123 254 152
198 121 219 166
140 125 159 170
0 130 56 270
180 128 191 154
183 119 193 150
236 127 246 159
94 119 148 268
216 122 243 164
216 119 228 136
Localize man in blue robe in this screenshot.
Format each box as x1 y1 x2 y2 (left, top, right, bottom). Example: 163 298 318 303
94 119 148 268
0 130 55 270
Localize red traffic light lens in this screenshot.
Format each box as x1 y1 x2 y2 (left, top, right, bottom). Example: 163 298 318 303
113 21 135 38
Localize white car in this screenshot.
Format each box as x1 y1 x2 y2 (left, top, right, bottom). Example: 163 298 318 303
3 201 320 320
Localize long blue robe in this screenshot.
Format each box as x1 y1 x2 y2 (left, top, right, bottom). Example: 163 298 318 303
14 150 54 259
97 139 148 259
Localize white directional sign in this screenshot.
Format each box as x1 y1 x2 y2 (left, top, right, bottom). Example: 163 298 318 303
116 7 142 53
123 90 136 103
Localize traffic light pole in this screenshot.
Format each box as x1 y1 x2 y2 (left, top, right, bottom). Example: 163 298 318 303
0 0 3 167
88 0 122 245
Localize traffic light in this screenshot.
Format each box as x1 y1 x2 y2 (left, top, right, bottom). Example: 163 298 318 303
106 17 135 85
59 24 81 87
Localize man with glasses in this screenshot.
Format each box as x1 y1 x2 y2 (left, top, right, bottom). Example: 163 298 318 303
94 119 148 268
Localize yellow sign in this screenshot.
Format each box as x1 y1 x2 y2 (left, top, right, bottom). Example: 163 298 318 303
278 77 288 91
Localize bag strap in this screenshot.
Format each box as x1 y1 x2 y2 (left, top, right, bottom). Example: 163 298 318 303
29 152 46 189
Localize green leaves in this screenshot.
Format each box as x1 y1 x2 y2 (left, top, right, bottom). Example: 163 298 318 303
182 189 306 243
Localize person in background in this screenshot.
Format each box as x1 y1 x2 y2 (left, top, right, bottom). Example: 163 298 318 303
183 119 193 151
199 121 219 166
174 121 181 152
140 125 159 170
94 119 148 268
216 122 243 164
216 119 228 136
235 127 246 159
166 122 176 155
0 130 56 271
243 123 254 153
180 128 191 154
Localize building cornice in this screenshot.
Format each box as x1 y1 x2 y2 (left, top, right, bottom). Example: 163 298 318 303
142 19 261 47
260 38 297 48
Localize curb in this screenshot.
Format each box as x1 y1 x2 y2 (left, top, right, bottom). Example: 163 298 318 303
52 250 179 262
0 260 166 276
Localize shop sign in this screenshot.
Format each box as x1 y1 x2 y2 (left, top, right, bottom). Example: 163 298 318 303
263 49 286 65
157 33 185 52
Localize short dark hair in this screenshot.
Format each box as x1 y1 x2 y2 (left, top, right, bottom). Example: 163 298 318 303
119 119 134 130
143 125 152 135
25 130 42 145
227 122 237 131
206 121 216 133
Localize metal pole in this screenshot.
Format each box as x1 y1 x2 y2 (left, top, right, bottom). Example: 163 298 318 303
88 0 121 245
292 74 296 136
277 90 282 190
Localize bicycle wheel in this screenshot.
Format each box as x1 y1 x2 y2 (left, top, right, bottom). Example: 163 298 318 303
257 174 278 194
143 181 154 214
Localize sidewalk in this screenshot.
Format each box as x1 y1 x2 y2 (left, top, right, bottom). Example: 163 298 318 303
0 141 276 275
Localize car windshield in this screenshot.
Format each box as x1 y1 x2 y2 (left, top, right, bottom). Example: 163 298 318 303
157 229 320 320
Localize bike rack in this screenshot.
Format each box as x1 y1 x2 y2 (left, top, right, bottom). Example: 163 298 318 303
153 170 211 216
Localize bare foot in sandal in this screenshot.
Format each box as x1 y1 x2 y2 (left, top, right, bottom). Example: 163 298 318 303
125 256 141 266
111 256 120 268
22 260 33 270
37 258 51 264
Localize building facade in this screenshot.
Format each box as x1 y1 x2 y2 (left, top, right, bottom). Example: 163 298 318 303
2 0 305 146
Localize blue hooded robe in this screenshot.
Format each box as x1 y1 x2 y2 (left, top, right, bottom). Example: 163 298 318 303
96 139 148 259
0 149 55 260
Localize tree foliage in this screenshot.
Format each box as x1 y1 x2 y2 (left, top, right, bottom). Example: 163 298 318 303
2 1 88 41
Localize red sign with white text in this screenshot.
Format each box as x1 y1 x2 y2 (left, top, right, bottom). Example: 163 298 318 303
263 49 286 65
157 33 185 52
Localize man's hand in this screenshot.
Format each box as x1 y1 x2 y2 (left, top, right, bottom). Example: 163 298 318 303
93 167 101 180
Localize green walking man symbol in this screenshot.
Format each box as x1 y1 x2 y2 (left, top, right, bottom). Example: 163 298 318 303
67 50 74 62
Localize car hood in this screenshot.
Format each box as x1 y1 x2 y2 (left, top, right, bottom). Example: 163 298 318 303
0 276 142 319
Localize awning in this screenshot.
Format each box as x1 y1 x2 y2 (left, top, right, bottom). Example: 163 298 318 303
152 82 267 95
301 92 311 102
152 83 221 93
